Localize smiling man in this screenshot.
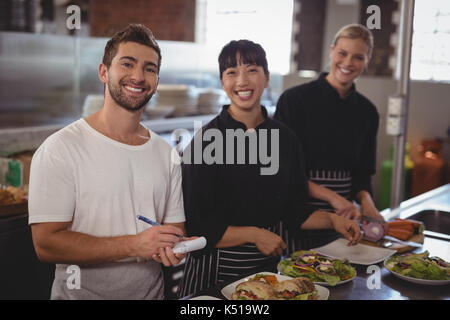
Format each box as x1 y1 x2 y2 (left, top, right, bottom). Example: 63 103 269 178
28 24 186 300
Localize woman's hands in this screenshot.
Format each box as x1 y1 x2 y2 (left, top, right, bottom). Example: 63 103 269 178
329 214 362 246
309 181 362 220
251 227 287 257
357 191 385 221
330 195 362 220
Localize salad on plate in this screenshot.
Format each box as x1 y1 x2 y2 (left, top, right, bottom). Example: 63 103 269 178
278 250 356 286
384 251 450 282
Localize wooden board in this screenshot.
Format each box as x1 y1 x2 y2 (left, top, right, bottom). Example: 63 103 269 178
360 233 425 253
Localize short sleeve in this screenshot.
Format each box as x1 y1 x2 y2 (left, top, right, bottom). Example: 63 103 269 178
28 145 76 224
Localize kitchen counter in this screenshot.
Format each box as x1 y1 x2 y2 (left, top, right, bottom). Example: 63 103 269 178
381 184 450 221
184 237 449 300
185 184 450 300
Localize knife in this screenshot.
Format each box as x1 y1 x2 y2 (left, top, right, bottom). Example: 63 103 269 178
382 235 423 248
360 215 386 225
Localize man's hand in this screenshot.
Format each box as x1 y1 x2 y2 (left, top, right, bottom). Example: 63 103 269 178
133 225 184 260
152 236 197 267
329 214 362 246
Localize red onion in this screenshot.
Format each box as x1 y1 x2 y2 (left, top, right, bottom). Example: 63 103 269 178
295 261 314 267
315 264 337 276
363 222 385 241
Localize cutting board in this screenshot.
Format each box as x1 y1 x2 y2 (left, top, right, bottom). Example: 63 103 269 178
360 234 425 253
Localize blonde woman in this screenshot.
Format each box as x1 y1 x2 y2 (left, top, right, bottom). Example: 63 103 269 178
275 24 383 250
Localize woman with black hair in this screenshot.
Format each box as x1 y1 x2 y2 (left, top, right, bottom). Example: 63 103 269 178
177 39 360 298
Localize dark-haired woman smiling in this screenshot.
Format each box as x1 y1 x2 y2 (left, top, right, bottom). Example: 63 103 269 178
177 39 361 298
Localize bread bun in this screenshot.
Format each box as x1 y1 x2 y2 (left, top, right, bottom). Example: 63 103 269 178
293 277 316 293
232 280 275 300
274 279 302 293
274 277 318 300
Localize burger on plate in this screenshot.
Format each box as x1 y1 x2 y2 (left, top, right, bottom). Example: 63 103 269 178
273 277 318 300
231 280 276 300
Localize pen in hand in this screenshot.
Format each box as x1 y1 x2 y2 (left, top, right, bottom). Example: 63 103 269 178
137 215 184 239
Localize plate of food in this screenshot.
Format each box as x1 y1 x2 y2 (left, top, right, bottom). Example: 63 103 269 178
189 296 222 300
384 251 450 285
221 272 329 300
277 250 356 286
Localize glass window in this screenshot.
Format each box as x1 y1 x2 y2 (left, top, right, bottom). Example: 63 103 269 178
200 0 294 75
411 0 450 82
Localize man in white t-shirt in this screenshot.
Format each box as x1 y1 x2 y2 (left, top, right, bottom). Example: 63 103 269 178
28 24 186 299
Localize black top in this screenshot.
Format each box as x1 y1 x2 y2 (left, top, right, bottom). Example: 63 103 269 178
274 73 379 197
181 105 315 250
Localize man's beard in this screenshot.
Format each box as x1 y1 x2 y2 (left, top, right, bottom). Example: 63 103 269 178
107 78 153 112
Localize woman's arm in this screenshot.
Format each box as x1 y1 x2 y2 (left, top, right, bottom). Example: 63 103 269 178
356 190 384 220
215 226 286 257
300 210 361 246
353 106 383 220
308 181 361 219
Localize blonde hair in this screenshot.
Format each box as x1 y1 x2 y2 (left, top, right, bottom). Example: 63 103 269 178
332 24 374 59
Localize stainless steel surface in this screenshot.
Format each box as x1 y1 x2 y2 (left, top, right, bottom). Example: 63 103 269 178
390 0 415 209
423 230 450 241
381 184 450 222
0 31 284 130
407 210 450 235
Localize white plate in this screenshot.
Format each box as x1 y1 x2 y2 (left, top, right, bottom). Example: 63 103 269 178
276 259 356 286
190 295 222 300
312 238 396 265
220 272 329 300
383 260 450 285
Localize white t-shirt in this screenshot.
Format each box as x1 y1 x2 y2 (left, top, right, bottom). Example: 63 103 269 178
28 118 185 299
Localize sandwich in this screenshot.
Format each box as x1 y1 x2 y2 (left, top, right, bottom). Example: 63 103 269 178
273 277 318 300
231 280 276 300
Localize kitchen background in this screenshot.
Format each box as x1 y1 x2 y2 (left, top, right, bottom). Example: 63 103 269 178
0 0 449 299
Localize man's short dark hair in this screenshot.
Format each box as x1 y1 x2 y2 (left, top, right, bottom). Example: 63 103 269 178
218 40 269 79
102 24 161 72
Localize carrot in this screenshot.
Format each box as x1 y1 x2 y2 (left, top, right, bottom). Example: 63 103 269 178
387 221 415 231
387 220 414 229
387 228 413 240
387 226 414 234
263 275 278 287
394 218 421 228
